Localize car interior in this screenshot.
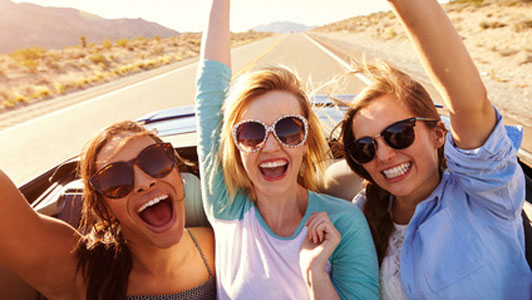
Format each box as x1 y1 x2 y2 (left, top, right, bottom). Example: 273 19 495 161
1 142 531 299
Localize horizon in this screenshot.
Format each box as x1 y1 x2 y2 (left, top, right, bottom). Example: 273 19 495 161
10 0 397 32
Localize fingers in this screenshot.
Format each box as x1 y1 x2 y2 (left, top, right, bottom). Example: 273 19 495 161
305 212 341 244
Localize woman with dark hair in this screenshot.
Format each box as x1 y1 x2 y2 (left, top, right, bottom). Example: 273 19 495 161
340 0 532 299
193 0 379 299
0 120 215 300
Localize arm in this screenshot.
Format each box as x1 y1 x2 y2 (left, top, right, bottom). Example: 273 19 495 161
0 170 83 297
201 0 231 67
388 0 496 149
196 0 249 221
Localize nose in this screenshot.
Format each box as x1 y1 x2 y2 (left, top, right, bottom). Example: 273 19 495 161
261 131 281 152
374 137 396 163
133 165 156 193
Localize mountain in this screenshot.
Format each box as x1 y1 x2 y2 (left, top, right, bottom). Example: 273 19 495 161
0 0 180 53
252 21 316 33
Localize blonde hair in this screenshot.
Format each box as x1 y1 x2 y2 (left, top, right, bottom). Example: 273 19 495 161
218 65 330 201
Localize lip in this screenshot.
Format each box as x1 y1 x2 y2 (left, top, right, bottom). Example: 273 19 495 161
134 192 177 233
381 161 412 183
258 157 289 182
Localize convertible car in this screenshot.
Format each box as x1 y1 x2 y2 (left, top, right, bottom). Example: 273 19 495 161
1 95 531 299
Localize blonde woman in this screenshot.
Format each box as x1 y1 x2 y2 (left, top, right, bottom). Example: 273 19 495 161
193 0 379 299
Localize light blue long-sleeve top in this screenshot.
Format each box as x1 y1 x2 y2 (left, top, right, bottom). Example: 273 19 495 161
355 110 532 299
195 59 380 300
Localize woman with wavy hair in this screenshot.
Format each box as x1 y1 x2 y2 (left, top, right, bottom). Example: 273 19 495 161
0 120 215 300
194 0 379 299
340 0 532 299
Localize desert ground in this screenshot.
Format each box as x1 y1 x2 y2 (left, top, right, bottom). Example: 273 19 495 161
0 31 271 114
314 0 532 127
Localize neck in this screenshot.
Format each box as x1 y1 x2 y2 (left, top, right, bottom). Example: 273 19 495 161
391 198 418 225
128 232 191 276
393 169 442 224
255 185 308 237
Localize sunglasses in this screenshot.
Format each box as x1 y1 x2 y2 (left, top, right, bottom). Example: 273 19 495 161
90 143 176 199
345 117 438 164
232 114 309 153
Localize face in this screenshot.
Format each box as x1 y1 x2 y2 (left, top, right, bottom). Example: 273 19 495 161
237 90 307 199
95 134 185 249
351 94 445 203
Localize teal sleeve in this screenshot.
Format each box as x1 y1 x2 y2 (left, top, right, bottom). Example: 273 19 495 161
194 60 250 221
332 207 380 299
314 194 380 299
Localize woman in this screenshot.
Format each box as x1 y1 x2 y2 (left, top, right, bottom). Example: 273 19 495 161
340 0 532 299
0 120 215 300
194 0 379 299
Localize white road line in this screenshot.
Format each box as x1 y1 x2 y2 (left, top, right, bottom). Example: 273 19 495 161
1 62 197 134
303 33 372 86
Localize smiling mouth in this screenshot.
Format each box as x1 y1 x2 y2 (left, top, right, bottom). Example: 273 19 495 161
137 194 174 227
259 160 288 178
382 162 412 179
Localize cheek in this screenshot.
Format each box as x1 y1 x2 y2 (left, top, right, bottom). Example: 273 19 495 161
361 161 379 179
239 152 255 173
104 200 129 222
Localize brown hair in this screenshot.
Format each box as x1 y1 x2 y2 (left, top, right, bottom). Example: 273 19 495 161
74 120 189 300
340 61 446 265
217 65 330 201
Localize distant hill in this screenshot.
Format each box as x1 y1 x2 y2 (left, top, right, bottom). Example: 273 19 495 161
0 0 180 53
252 21 315 33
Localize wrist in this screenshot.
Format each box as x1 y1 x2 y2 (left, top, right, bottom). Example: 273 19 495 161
305 266 329 286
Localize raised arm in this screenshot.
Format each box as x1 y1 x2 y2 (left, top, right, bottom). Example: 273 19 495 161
201 0 231 67
0 169 82 298
388 0 496 149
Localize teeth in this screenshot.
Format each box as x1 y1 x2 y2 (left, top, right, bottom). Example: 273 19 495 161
259 160 288 168
382 162 411 179
137 194 169 213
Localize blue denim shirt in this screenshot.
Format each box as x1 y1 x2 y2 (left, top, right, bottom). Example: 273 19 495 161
355 110 532 299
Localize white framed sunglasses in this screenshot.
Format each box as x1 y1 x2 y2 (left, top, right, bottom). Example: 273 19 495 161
232 114 309 153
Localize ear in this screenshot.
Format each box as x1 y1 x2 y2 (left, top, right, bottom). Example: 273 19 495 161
432 121 446 149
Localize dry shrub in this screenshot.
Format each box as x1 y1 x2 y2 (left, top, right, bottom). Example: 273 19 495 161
520 55 532 65
115 38 130 48
31 86 51 99
480 21 507 29
102 39 112 50
498 49 520 57
513 20 532 32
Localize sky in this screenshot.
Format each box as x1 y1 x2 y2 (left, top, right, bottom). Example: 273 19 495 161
10 0 394 32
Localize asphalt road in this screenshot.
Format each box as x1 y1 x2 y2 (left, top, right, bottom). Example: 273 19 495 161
0 33 367 186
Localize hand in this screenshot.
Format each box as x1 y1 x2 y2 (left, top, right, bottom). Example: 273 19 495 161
299 212 341 279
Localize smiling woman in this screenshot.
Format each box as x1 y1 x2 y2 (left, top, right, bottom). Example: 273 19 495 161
193 0 379 299
0 120 215 300
339 0 532 299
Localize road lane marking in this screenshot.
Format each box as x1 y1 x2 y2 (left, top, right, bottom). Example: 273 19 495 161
232 37 285 79
302 33 372 85
1 62 197 134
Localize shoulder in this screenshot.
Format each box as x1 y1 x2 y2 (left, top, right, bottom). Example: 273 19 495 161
187 227 214 249
309 191 366 227
187 227 215 273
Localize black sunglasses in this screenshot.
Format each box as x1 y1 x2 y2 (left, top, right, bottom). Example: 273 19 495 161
232 114 309 153
345 117 438 164
89 143 176 199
